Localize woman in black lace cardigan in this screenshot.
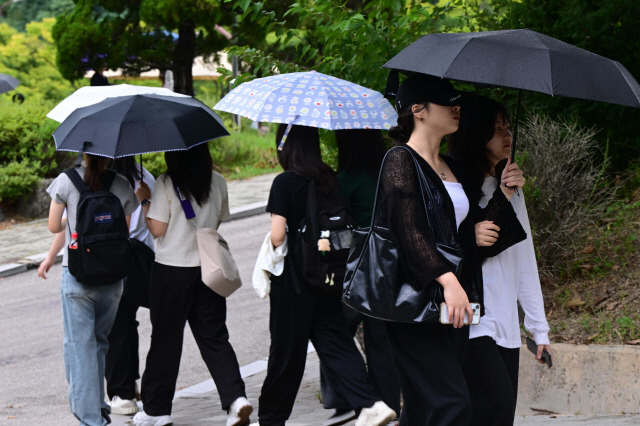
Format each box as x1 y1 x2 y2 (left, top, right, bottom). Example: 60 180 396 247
381 74 524 425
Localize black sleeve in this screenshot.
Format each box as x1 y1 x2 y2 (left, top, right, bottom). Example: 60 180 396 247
477 183 527 258
266 173 292 220
379 148 453 289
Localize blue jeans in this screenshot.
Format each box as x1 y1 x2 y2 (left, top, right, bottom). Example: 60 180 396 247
61 267 123 426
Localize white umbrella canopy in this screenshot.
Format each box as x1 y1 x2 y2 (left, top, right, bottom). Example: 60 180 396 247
214 71 398 130
47 84 189 123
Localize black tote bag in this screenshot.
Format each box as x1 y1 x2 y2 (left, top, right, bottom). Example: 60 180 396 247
342 146 464 323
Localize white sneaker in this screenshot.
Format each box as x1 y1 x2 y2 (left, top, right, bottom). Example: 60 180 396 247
110 395 139 415
132 410 173 426
226 396 253 426
354 401 397 426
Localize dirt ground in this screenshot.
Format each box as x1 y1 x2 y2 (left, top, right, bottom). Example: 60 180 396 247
541 260 640 345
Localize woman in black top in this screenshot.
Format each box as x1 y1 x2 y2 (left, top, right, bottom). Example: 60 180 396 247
380 74 523 425
258 124 396 426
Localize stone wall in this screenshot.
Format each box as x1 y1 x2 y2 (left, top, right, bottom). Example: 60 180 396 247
15 178 54 219
516 343 640 415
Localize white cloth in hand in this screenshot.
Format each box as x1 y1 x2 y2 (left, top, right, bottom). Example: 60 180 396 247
252 232 287 299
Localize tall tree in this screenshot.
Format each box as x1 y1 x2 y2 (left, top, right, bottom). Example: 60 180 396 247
1 0 74 31
52 0 235 95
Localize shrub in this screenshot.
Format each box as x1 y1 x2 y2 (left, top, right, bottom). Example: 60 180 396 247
0 160 41 202
0 99 59 203
518 114 615 278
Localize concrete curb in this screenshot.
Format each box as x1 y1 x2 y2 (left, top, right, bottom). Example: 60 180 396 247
0 202 268 279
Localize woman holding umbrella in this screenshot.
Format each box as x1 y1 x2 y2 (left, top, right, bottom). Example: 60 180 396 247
381 74 523 425
258 124 396 426
448 94 551 425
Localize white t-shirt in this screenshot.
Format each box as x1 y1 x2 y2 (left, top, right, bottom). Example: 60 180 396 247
442 181 469 230
147 172 229 267
470 177 550 348
46 168 139 266
129 166 156 250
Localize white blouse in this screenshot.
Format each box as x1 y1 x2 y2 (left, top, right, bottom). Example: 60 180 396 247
470 177 550 348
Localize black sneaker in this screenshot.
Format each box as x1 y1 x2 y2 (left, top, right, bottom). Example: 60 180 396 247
323 408 357 426
101 407 111 424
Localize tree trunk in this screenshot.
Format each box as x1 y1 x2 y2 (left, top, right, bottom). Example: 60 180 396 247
173 21 195 96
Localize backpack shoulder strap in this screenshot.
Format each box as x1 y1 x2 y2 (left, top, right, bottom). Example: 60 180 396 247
63 168 89 194
102 169 117 191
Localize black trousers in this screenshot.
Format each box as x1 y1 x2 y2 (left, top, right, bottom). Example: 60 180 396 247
462 336 520 426
320 309 402 414
106 282 140 400
258 285 379 426
386 321 471 426
140 263 246 416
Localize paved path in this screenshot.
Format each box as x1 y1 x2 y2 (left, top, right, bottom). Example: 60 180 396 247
2 171 640 425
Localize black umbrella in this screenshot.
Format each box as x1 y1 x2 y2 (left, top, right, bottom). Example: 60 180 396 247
53 93 229 158
383 29 640 157
0 73 19 94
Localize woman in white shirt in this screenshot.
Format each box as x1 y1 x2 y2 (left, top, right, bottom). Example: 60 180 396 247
448 94 551 426
133 144 252 426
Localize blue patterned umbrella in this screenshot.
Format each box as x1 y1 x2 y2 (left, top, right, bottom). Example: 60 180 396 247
213 71 397 130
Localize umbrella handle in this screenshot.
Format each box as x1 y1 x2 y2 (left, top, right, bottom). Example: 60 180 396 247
509 90 521 196
139 154 144 183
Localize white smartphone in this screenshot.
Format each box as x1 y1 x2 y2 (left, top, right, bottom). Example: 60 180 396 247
439 302 480 325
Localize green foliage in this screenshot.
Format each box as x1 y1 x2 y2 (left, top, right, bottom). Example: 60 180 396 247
2 0 74 32
0 160 42 202
220 0 467 92
140 127 280 180
518 114 615 278
0 97 61 203
0 19 74 103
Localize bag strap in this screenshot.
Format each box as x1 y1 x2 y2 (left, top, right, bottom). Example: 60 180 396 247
63 167 117 193
172 180 198 230
403 147 449 244
63 168 89 194
368 146 446 243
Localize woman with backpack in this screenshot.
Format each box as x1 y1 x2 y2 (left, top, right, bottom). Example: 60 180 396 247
132 143 252 426
39 156 155 418
448 94 551 425
46 153 138 426
380 74 524 425
257 124 396 426
320 129 401 426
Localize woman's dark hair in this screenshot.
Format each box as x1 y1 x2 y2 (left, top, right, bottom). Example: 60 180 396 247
107 156 142 188
448 94 509 192
83 154 109 192
336 129 386 180
164 143 213 206
387 103 428 145
275 124 336 193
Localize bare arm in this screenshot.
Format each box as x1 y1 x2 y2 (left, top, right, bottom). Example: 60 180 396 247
48 200 66 233
37 230 65 279
270 214 287 248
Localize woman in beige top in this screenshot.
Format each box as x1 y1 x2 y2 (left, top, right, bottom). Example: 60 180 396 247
133 144 253 426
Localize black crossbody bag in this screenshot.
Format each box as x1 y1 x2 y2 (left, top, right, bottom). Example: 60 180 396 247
342 146 464 323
